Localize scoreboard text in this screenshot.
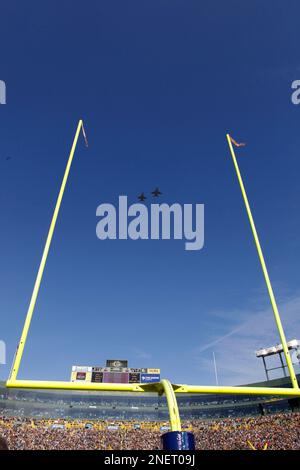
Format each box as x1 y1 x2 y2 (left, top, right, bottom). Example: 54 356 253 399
71 363 160 384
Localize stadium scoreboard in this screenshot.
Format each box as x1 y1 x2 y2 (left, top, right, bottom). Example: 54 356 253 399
71 361 160 384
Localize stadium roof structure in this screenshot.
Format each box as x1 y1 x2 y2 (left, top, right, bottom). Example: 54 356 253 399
6 122 300 432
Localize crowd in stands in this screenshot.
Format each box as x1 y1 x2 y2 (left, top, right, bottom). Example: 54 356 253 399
194 413 300 450
0 412 299 450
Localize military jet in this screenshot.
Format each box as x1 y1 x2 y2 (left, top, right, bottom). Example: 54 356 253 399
138 192 147 202
151 187 162 197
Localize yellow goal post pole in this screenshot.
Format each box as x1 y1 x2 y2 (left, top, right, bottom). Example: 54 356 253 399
6 379 300 397
160 379 182 431
9 120 87 381
226 134 298 389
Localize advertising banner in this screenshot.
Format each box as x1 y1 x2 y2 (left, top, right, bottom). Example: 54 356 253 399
140 373 160 383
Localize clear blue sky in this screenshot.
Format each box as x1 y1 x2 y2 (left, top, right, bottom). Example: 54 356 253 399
1 1 300 385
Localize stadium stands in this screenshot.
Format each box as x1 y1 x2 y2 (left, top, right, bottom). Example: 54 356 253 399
1 375 300 449
0 413 300 449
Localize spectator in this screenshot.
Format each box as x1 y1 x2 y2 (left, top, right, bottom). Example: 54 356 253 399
0 436 8 450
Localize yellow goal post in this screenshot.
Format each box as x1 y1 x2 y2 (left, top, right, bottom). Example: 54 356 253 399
6 124 300 433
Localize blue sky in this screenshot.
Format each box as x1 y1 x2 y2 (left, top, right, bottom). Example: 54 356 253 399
0 1 300 385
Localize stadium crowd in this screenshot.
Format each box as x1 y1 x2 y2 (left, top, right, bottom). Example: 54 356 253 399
0 412 299 450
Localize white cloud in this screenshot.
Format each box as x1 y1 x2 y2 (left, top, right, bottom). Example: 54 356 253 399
191 293 300 386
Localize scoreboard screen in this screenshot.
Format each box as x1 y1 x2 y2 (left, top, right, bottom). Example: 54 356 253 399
103 372 129 383
91 371 103 383
129 372 140 383
71 362 160 384
76 372 86 380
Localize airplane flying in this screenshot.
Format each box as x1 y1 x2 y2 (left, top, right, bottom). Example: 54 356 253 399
151 187 162 197
138 192 147 202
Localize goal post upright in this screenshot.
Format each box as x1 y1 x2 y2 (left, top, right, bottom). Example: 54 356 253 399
9 120 87 381
226 133 299 390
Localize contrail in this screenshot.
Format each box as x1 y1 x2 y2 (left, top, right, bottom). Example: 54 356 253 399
194 325 245 354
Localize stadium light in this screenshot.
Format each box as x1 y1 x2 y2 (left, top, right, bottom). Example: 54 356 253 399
256 339 300 381
256 340 300 358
